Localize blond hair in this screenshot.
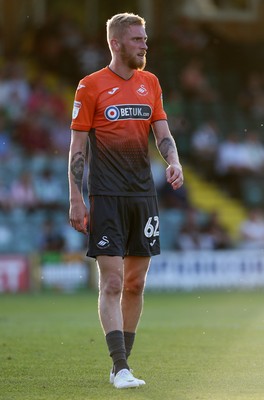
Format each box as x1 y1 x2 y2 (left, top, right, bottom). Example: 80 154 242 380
106 13 146 46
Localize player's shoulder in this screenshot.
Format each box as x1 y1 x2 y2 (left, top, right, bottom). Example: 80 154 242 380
79 67 109 86
135 70 160 84
140 70 158 78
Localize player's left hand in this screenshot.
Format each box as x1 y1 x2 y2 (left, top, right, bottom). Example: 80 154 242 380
166 163 184 190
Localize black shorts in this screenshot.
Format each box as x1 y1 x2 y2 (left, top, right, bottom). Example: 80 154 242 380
87 195 160 258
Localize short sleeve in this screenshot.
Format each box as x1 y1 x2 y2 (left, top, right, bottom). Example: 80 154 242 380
151 76 167 123
70 78 97 132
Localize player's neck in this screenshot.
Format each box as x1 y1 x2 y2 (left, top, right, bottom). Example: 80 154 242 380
108 60 134 80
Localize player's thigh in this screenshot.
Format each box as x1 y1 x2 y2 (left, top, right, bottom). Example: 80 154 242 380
88 195 125 257
126 196 160 256
124 255 151 287
97 255 124 290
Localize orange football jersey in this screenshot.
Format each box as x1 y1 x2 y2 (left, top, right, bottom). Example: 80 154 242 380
71 67 167 195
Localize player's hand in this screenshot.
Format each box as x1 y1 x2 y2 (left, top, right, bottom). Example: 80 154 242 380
69 202 89 235
166 163 184 190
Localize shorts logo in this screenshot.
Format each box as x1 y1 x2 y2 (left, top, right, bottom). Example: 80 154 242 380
72 101 81 119
105 104 152 121
97 235 110 249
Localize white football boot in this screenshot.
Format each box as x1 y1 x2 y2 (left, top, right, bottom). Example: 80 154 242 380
110 368 145 387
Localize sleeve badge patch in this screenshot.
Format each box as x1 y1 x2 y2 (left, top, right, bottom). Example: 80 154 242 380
72 101 82 119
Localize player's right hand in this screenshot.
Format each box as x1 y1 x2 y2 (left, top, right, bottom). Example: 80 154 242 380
69 202 89 235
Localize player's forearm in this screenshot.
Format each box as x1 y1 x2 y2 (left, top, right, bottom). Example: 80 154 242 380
152 120 182 168
68 130 87 202
156 135 181 167
68 151 85 201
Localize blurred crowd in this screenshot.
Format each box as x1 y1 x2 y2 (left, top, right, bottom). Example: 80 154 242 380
1 13 264 254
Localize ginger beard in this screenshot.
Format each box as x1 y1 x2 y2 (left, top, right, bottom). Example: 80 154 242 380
120 43 146 70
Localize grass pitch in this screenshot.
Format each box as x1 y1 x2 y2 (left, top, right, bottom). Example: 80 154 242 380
1 290 264 400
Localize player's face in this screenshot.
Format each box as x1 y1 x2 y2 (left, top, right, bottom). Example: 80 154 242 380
119 25 148 70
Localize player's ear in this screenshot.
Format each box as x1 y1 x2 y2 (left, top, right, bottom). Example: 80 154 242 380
111 38 120 52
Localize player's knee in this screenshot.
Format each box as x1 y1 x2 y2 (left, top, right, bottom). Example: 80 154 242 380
124 277 145 296
102 273 123 296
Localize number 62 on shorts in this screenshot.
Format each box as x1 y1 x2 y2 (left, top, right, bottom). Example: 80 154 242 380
144 216 159 238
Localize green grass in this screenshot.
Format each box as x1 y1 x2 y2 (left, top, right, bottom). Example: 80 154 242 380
1 290 264 400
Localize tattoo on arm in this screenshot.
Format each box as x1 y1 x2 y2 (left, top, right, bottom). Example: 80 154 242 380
158 137 175 162
70 151 85 193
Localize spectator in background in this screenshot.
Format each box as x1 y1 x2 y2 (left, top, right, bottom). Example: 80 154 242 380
0 223 13 251
49 113 71 156
0 178 10 211
62 222 87 253
200 211 232 250
158 181 190 210
242 131 264 175
149 136 189 210
0 112 12 159
10 171 38 212
179 58 218 103
191 119 221 176
215 132 250 197
58 14 83 52
175 208 203 250
216 132 247 175
0 61 30 121
14 112 52 154
34 168 64 210
26 75 67 132
38 219 65 252
215 130 264 198
238 208 264 249
170 16 209 53
238 71 264 121
32 17 64 76
176 208 232 251
27 77 53 116
163 89 183 123
163 89 188 150
76 39 107 76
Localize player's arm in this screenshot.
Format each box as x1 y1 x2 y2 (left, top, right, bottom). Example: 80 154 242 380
68 129 89 234
152 120 183 190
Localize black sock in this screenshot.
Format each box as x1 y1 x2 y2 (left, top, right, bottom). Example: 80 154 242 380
105 330 129 375
124 331 135 359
